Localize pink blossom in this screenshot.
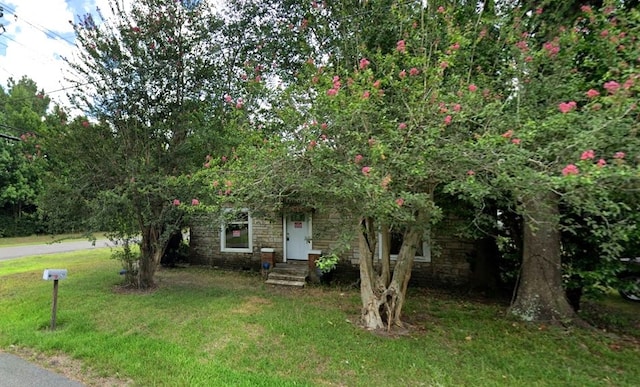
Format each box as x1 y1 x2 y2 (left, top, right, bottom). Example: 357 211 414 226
535 8 543 15
398 122 407 130
204 162 210 168
327 88 338 97
586 89 600 98
359 58 370 69
562 164 579 176
437 6 445 13
221 156 227 162
362 90 370 99
172 199 181 206
467 170 475 176
373 80 381 89
381 175 392 189
225 180 233 187
82 121 89 127
321 122 328 130
224 94 233 103
409 67 420 76
399 70 407 79
396 40 406 53
468 84 477 92
502 130 513 138
450 42 460 51
604 81 620 94
444 115 452 125
312 76 319 84
362 166 371 176
581 5 592 13
212 180 219 187
354 154 363 164
623 77 635 90
543 41 560 57
614 151 626 159
395 198 405 206
332 76 341 88
453 104 462 112
597 159 607 167
236 99 244 109
515 41 529 53
580 149 595 160
308 140 317 149
191 199 200 206
511 138 521 145
558 101 577 114
439 61 449 69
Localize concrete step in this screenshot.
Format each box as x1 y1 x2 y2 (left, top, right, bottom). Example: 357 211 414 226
265 278 306 287
268 272 307 282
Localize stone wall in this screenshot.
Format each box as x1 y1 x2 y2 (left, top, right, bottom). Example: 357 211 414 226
189 211 473 285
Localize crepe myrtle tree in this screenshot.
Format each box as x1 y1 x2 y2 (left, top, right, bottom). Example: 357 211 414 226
193 2 506 331
63 0 228 288
446 2 640 323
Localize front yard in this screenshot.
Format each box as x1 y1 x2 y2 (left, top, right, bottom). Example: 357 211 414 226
1 250 639 386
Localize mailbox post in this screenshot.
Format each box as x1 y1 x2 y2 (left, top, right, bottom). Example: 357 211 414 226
43 269 67 331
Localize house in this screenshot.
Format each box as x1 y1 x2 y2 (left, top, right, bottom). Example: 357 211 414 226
188 206 475 286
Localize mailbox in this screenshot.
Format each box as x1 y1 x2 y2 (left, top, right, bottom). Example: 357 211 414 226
43 269 67 281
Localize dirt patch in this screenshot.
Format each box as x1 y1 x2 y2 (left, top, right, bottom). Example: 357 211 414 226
231 296 273 315
3 345 133 386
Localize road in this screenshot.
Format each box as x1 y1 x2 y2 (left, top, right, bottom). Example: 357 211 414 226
0 239 113 261
0 353 84 387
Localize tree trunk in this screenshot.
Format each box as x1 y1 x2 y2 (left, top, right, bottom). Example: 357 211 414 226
358 217 385 330
358 217 422 331
386 226 420 328
508 191 578 323
137 225 167 289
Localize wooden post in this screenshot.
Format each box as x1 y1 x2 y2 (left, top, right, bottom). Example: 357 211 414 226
50 279 59 331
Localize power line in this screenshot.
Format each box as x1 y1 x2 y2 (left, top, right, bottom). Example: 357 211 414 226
0 132 20 141
0 2 76 47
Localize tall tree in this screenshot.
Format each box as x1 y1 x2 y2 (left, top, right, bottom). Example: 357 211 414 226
62 0 236 288
0 77 49 236
447 1 640 322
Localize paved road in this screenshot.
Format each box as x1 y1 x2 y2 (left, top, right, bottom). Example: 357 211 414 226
0 353 84 387
0 240 112 261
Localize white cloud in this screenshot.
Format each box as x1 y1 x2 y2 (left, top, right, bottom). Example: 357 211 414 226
0 1 111 109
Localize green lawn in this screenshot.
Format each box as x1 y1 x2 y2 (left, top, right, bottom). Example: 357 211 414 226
1 250 639 386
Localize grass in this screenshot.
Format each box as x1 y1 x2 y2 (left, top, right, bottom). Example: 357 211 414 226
0 233 106 247
1 251 640 386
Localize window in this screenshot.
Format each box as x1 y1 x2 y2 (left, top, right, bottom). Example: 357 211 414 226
379 228 431 263
221 209 253 253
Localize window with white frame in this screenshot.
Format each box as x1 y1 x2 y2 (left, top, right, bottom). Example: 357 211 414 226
379 228 431 263
220 209 253 253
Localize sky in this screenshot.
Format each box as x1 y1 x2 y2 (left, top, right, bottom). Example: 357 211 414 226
0 0 108 107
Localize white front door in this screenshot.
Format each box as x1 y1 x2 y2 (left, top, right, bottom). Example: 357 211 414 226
285 212 311 260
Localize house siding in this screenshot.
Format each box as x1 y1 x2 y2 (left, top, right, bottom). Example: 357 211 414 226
189 211 472 285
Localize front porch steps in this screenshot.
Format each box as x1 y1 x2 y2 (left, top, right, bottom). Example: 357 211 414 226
265 262 308 287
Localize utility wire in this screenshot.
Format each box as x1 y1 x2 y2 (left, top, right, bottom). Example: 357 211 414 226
0 2 76 47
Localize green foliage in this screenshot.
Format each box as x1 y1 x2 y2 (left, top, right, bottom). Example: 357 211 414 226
315 253 339 274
